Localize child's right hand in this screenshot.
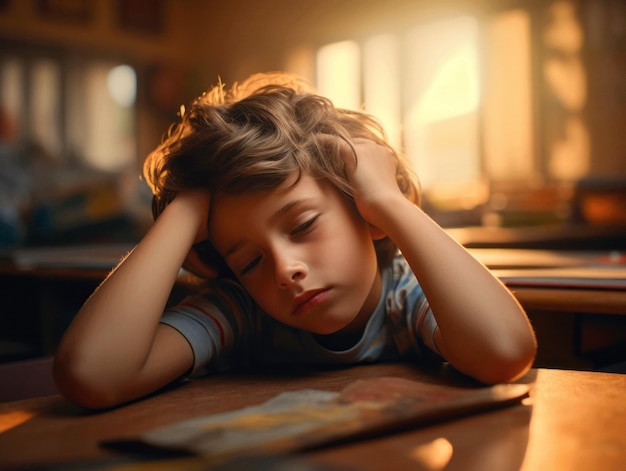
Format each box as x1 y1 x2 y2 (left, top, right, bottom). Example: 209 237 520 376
176 190 218 279
54 188 212 408
328 136 404 234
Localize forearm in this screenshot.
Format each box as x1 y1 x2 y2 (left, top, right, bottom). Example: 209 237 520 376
54 196 201 401
371 196 536 382
340 138 535 382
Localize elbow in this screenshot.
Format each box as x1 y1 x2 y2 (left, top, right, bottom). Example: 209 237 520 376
53 352 127 410
440 319 538 385
473 334 537 385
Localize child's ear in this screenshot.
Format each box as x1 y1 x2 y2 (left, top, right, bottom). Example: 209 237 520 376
183 247 218 279
368 224 387 241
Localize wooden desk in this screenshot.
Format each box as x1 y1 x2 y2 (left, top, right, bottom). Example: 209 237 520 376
4 245 625 315
2 246 625 368
0 363 624 470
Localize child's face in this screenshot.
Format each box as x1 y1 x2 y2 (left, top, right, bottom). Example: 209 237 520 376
208 174 382 337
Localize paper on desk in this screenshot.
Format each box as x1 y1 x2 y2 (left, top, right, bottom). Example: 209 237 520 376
139 377 529 462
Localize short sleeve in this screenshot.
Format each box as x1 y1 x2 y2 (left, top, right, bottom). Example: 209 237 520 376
385 254 442 359
413 299 441 357
160 280 255 377
160 298 228 377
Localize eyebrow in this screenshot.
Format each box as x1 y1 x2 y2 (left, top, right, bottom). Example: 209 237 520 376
272 198 313 221
223 198 315 259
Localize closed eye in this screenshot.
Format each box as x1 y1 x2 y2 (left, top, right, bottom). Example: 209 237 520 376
240 256 261 276
292 215 319 236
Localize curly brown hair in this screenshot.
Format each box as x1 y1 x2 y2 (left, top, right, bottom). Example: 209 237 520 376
143 72 420 276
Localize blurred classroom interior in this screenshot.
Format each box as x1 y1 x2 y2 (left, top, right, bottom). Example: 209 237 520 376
0 0 625 374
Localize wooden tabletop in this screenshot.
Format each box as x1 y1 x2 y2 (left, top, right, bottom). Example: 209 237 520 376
0 363 624 470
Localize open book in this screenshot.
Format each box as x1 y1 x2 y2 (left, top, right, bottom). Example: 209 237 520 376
138 376 529 463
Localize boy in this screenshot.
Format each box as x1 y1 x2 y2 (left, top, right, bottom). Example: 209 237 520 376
54 73 537 409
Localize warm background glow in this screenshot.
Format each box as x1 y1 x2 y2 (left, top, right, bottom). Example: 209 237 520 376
316 40 361 111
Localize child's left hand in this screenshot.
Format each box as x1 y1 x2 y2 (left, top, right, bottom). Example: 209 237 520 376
329 136 537 385
335 137 406 229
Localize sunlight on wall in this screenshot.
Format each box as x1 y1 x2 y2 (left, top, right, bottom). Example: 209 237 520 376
543 1 589 180
316 40 361 110
483 10 535 181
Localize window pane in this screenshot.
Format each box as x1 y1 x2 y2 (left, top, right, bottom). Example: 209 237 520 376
403 16 481 204
363 34 402 148
316 40 361 110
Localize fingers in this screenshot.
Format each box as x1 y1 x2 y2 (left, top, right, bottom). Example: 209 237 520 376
173 190 216 279
316 134 396 178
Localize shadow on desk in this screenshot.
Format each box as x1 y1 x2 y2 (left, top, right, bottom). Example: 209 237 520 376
0 355 57 402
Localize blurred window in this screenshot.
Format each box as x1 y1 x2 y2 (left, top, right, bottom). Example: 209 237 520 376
316 40 361 110
314 6 585 227
403 15 482 207
317 15 486 211
0 43 136 172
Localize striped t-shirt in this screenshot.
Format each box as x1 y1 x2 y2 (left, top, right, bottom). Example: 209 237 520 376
160 254 440 377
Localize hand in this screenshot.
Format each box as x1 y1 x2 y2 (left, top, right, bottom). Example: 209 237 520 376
336 137 404 228
175 190 217 278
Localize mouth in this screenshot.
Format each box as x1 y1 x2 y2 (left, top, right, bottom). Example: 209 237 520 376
291 289 330 315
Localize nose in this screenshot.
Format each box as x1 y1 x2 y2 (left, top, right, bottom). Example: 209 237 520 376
274 250 308 288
